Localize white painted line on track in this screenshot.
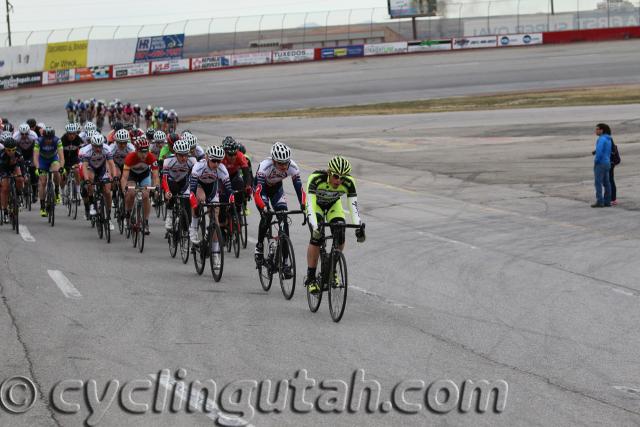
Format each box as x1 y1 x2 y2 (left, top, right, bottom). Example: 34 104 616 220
610 287 636 297
351 286 414 309
47 270 82 299
149 372 254 427
19 225 36 242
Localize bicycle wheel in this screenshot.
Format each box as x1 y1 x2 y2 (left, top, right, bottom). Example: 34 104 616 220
277 234 296 300
24 179 32 212
328 251 348 322
306 258 323 313
48 183 55 227
210 220 224 282
66 183 72 217
154 193 161 218
104 202 111 244
240 203 248 249
131 209 139 248
96 198 104 240
71 183 79 220
258 240 273 292
117 194 125 234
231 207 240 259
138 205 145 253
193 216 207 275
10 183 19 234
179 208 190 264
168 208 178 258
161 198 167 220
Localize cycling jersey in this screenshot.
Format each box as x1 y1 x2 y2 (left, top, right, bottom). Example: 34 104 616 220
150 143 164 158
306 170 361 230
79 144 113 170
222 151 249 177
254 158 303 211
0 150 24 177
158 145 173 162
60 133 83 167
123 151 158 181
190 159 233 202
111 142 136 168
13 131 38 159
35 136 62 160
162 156 195 183
191 145 205 161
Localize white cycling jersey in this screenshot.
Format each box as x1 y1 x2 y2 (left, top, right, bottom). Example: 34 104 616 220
13 131 39 150
80 144 113 170
255 158 301 187
110 142 136 167
190 159 229 186
162 156 196 182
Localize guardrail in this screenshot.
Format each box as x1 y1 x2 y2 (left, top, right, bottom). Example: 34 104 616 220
1 26 637 91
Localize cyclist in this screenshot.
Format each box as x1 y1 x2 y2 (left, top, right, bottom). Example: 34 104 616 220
81 122 97 145
166 109 179 133
13 123 39 202
253 142 304 269
110 129 136 178
221 136 252 216
0 138 25 222
27 119 44 138
34 127 64 216
161 139 196 231
77 99 88 125
65 99 76 122
95 100 107 132
188 145 234 269
182 132 204 161
304 156 365 293
59 123 83 197
121 137 159 235
133 104 142 128
80 134 116 224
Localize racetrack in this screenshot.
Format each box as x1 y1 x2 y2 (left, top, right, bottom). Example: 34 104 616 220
1 40 640 426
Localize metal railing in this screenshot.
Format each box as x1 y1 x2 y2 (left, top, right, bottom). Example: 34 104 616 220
1 1 639 48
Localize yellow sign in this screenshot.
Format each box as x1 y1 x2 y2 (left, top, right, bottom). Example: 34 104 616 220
44 40 88 70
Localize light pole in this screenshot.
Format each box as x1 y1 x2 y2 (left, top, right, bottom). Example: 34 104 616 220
5 0 12 46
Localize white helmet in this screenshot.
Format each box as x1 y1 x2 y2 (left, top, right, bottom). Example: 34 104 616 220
115 129 130 143
85 130 97 140
271 141 291 163
173 139 190 155
91 134 105 147
153 130 166 142
183 133 197 149
206 145 225 160
64 122 80 133
84 122 97 132
19 123 30 134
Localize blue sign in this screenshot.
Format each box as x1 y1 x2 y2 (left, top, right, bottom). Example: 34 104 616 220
135 34 185 63
320 45 364 60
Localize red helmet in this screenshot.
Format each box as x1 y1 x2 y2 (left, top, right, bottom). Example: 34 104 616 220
136 136 150 150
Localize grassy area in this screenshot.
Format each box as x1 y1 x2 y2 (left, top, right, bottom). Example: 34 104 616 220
184 85 640 121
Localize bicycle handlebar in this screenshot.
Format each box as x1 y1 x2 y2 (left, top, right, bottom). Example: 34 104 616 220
318 222 365 230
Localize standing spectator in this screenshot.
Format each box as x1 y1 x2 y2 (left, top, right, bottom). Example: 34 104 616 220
610 136 621 205
591 123 612 208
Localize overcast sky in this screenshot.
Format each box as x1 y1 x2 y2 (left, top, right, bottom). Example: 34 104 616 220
3 0 599 36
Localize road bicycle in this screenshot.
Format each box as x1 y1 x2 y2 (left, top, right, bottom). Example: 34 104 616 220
257 209 306 300
167 194 191 262
306 222 365 322
42 170 56 227
63 166 80 220
192 201 225 281
125 183 155 253
89 179 111 244
1 175 20 234
220 195 242 259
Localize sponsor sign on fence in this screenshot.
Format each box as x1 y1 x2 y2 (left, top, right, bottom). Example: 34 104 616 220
320 45 364 59
0 72 42 90
229 52 272 66
151 59 190 74
0 45 47 76
44 40 88 70
272 49 315 63
407 39 452 52
452 36 498 49
498 33 543 46
191 56 230 70
112 62 150 79
135 34 184 63
364 42 408 56
75 66 110 81
42 69 76 85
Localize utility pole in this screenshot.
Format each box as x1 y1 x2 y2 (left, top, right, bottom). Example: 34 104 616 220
5 0 12 46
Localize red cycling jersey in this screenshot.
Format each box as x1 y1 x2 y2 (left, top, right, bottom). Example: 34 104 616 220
123 151 158 177
222 151 249 177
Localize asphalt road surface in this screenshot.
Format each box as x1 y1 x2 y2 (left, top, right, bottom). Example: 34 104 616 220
1 40 640 426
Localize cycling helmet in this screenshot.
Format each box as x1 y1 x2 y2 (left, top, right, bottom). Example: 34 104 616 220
206 145 225 160
2 137 16 149
145 128 156 140
222 136 237 153
65 122 80 133
123 122 133 131
328 155 351 176
136 137 150 151
271 141 291 163
0 131 12 142
37 122 46 130
44 126 55 138
90 134 105 146
19 123 30 134
173 139 190 155
4 123 14 133
115 129 130 143
183 133 197 149
153 130 166 142
26 119 36 128
84 122 96 132
112 121 124 131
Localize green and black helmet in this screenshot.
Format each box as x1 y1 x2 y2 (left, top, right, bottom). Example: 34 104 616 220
328 155 351 176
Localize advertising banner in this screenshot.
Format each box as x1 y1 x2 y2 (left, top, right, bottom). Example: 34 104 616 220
364 42 408 56
151 59 190 74
272 49 315 63
112 62 149 79
42 69 76 85
388 0 436 18
134 34 184 63
191 56 230 70
75 65 110 81
229 52 272 66
44 40 88 70
0 45 46 76
320 45 364 59
407 39 452 52
498 33 543 47
0 72 42 90
452 36 497 49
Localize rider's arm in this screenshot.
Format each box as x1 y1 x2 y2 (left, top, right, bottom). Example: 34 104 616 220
344 177 361 225
33 142 40 169
292 174 303 206
107 159 117 181
306 174 319 230
120 168 129 190
57 144 65 169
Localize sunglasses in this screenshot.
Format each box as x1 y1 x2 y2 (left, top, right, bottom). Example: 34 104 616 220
4 147 16 153
208 158 221 163
331 173 345 180
139 149 149 154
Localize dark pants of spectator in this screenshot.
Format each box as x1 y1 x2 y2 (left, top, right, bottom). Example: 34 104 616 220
609 165 616 202
594 163 611 206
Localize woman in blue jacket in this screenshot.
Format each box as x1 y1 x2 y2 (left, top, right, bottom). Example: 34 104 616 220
592 123 612 208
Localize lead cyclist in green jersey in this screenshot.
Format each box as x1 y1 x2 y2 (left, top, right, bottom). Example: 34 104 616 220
304 156 365 293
